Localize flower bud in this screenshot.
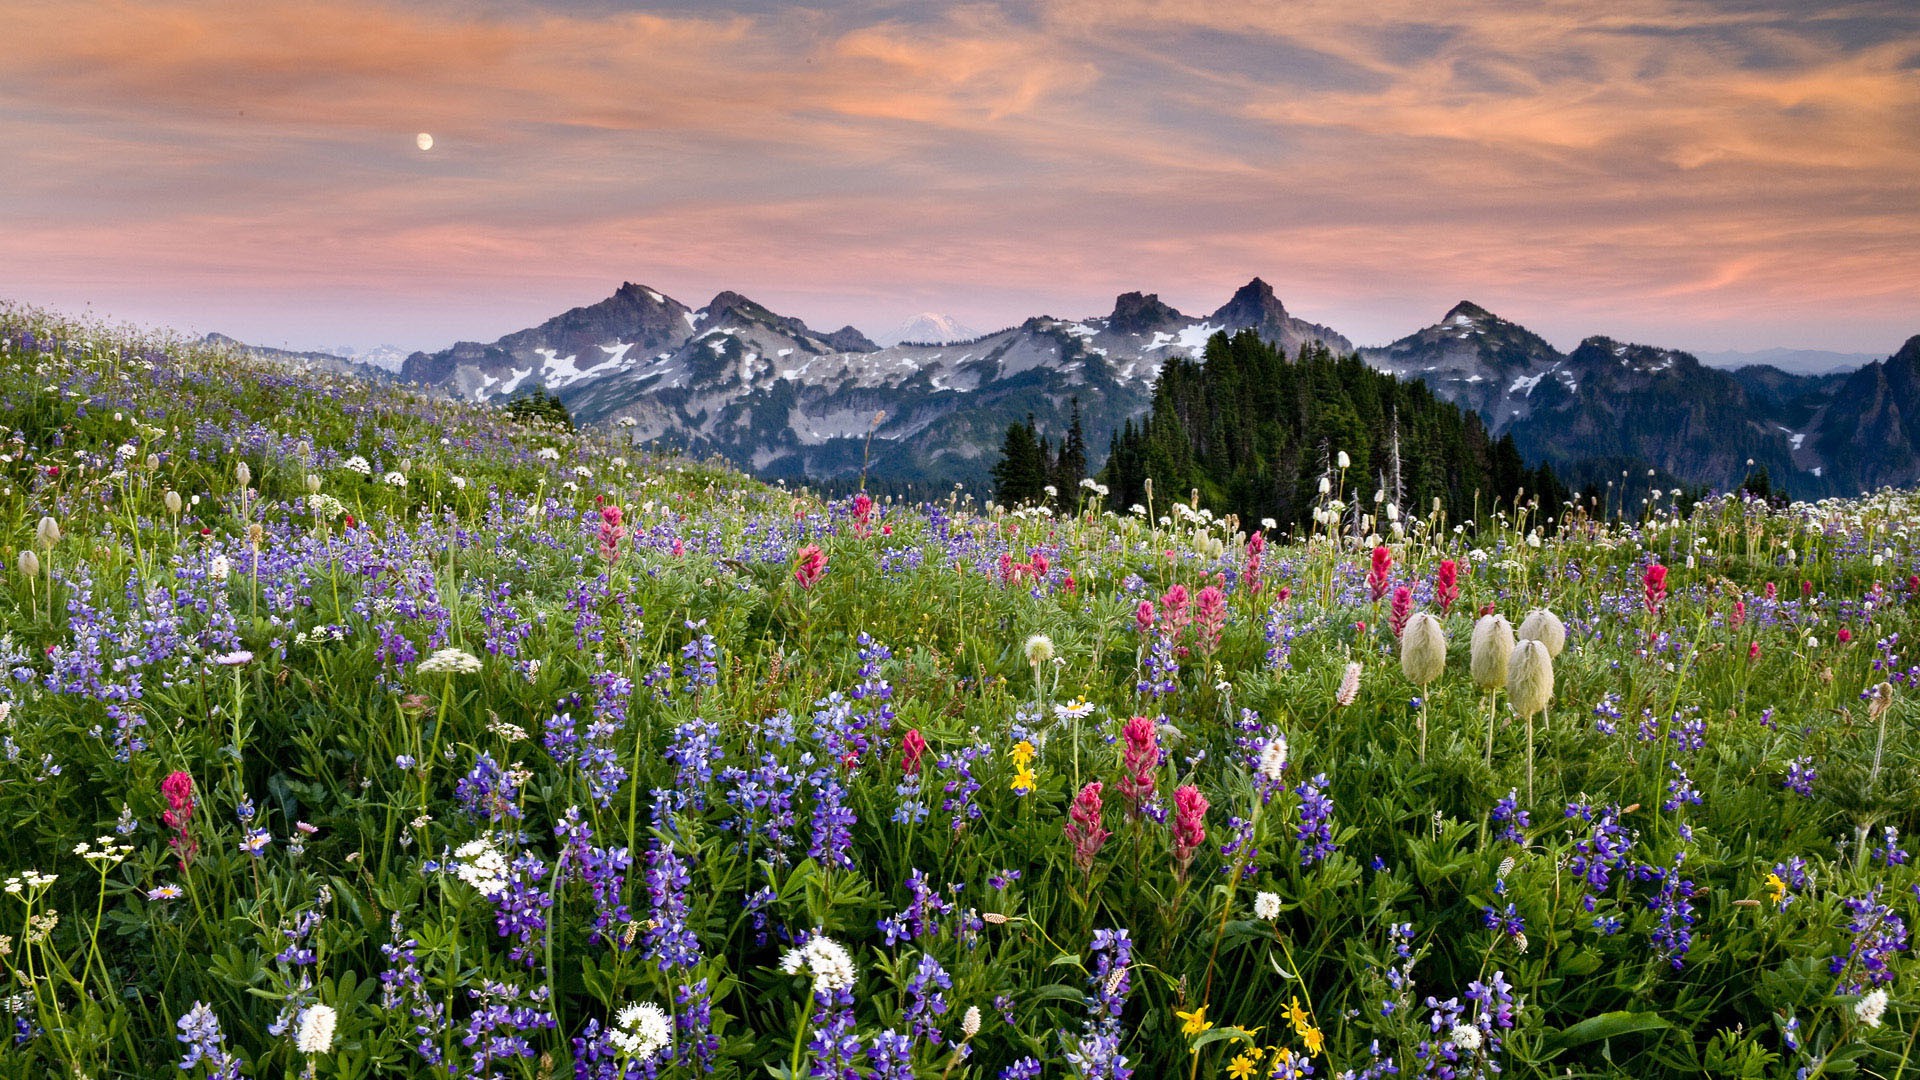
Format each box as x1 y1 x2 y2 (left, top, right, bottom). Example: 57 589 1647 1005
306 474 322 494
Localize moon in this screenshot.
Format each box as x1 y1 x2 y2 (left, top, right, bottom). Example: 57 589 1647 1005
416 132 434 152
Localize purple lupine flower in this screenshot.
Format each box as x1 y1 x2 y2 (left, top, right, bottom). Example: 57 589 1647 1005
643 795 702 971
1565 801 1634 934
679 619 720 695
555 807 633 947
808 770 857 870
1832 887 1910 993
1295 773 1338 865
1068 929 1134 1080
460 980 556 1075
1784 756 1817 797
807 987 862 1080
1481 879 1525 939
1872 826 1910 866
878 869 953 946
175 1001 244 1078
1490 790 1529 844
936 740 989 833
866 1030 915 1080
664 716 724 812
1662 761 1702 812
493 852 554 968
378 916 446 1067
903 952 952 1044
1642 850 1698 969
455 752 523 823
1219 814 1259 878
675 978 719 1074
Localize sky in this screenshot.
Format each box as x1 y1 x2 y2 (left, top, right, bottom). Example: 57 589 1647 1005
2 0 1917 358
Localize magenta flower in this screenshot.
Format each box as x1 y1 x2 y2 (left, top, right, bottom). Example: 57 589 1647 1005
1066 782 1110 871
1117 716 1159 813
1171 784 1208 880
794 545 827 589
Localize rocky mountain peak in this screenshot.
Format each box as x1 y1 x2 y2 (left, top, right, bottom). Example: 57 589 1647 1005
1443 300 1493 324
1210 277 1288 327
1107 291 1184 336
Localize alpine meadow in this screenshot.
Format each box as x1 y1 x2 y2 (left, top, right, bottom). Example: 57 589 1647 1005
3 302 1920 1080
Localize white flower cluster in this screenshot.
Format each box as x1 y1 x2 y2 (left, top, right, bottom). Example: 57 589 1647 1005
340 455 372 476
609 1002 673 1061
452 838 510 897
780 934 857 996
3 870 56 894
294 625 349 648
1253 892 1282 921
307 493 346 520
73 836 133 866
537 447 561 461
1258 736 1288 783
383 471 408 488
417 648 483 676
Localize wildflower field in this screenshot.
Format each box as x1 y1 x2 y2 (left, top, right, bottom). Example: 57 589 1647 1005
3 305 1920 1080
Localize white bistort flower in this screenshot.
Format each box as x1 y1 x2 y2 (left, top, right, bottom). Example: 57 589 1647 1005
417 648 483 676
779 933 857 996
1449 1023 1482 1052
609 1001 672 1060
1856 987 1889 1028
295 1003 337 1053
341 455 372 475
1253 892 1282 921
452 838 511 897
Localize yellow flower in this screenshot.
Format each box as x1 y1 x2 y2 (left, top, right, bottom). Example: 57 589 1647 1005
1226 1051 1260 1080
1010 740 1035 768
1766 872 1787 906
1177 1004 1213 1037
1302 1025 1324 1056
1011 766 1037 794
1286 997 1311 1036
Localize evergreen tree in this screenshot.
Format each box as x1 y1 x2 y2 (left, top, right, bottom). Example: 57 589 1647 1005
1052 398 1089 502
992 415 1049 506
505 386 572 428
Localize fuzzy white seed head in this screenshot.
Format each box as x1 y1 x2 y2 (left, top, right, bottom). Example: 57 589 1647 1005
16 550 37 579
1023 634 1055 667
1516 609 1566 658
1400 612 1447 686
35 516 60 549
164 490 183 516
1507 640 1555 718
1470 615 1515 691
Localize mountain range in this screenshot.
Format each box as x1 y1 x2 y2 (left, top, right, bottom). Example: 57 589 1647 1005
242 281 1917 500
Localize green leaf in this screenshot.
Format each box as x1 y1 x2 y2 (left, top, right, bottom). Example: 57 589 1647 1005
1543 1011 1672 1056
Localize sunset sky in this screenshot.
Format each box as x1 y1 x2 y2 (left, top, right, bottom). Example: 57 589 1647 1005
2 0 1916 357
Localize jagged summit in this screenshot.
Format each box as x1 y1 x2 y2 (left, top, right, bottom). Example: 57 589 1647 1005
1106 292 1184 336
1210 278 1288 327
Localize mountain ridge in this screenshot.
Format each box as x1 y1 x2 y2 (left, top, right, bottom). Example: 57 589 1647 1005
389 280 1917 498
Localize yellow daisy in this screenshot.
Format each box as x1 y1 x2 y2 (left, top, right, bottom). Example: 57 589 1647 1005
1176 1004 1213 1037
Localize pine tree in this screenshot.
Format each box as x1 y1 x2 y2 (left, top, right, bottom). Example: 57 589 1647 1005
992 416 1048 506
1053 398 1088 503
